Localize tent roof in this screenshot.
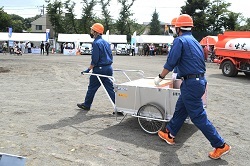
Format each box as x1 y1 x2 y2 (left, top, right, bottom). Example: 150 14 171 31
0 32 48 42
57 34 127 43
57 34 93 43
102 34 127 43
200 36 218 46
136 35 174 44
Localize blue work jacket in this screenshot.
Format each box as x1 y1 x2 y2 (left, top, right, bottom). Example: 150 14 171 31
91 35 113 67
164 32 206 77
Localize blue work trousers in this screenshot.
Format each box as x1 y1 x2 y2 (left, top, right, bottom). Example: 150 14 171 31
166 77 224 148
84 65 115 108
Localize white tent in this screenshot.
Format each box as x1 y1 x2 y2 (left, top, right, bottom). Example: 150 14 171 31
102 34 127 43
0 32 48 42
57 34 127 43
136 35 174 44
57 34 93 43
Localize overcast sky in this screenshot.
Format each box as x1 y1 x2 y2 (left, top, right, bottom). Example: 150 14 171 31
0 0 249 24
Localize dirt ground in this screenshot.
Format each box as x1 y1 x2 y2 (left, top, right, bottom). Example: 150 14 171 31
0 53 249 166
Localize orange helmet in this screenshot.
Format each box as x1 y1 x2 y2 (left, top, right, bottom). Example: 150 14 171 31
175 14 193 28
171 17 177 26
91 23 104 34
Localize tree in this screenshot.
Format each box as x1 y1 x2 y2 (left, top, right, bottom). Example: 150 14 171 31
46 0 65 38
116 0 135 35
237 18 250 30
181 0 210 32
64 0 78 33
180 0 210 40
206 0 231 33
9 14 25 32
0 8 12 32
99 0 112 33
149 9 161 35
224 12 241 31
81 0 96 34
129 21 146 35
11 20 24 33
180 0 241 41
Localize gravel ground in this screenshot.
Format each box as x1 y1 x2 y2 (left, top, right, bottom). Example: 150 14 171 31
0 53 249 166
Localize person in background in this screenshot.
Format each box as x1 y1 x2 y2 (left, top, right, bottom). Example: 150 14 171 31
149 43 155 56
131 44 135 56
17 42 21 51
40 41 45 55
204 45 211 62
61 43 64 53
138 44 143 56
20 42 24 54
2 41 7 55
45 42 50 56
14 46 22 55
154 14 231 160
77 23 122 116
27 42 31 53
144 43 149 56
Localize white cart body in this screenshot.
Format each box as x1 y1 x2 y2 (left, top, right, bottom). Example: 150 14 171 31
83 70 207 134
115 78 179 121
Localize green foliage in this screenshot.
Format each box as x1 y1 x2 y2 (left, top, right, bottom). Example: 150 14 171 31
116 0 135 35
63 0 78 33
206 0 231 33
237 18 250 30
81 0 96 34
0 8 12 32
180 0 244 41
224 12 241 31
181 0 210 32
11 20 24 32
8 14 25 32
99 0 112 33
149 9 161 35
46 0 65 37
130 20 146 35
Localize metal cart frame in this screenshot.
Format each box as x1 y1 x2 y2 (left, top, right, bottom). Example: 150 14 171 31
83 69 207 134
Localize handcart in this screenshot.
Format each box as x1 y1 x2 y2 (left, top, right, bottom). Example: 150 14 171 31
83 69 207 134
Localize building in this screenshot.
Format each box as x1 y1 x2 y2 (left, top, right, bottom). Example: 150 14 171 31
30 14 54 38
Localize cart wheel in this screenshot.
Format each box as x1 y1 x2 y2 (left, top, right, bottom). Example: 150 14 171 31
137 103 165 134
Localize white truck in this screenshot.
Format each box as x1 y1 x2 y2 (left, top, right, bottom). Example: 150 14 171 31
80 43 92 55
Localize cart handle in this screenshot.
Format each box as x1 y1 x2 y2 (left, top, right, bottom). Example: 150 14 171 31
82 69 145 111
113 69 144 81
83 73 116 109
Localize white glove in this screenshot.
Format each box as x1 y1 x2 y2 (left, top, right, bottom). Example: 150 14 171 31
172 73 177 80
154 74 163 85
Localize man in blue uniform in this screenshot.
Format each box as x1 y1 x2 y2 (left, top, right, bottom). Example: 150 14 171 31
77 23 115 113
154 14 231 159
